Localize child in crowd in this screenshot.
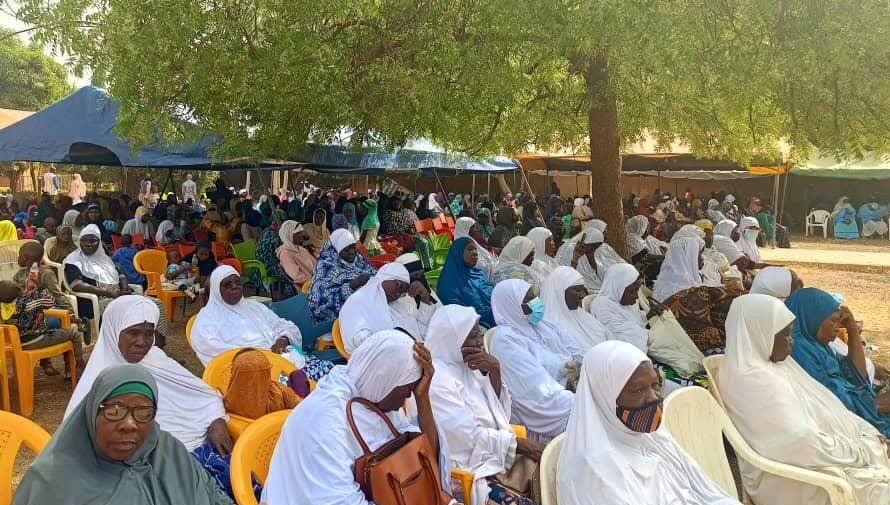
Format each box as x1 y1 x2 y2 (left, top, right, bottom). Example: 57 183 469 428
184 241 218 291
111 234 145 287
164 249 203 299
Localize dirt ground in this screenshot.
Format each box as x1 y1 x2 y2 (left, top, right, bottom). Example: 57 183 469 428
9 234 890 488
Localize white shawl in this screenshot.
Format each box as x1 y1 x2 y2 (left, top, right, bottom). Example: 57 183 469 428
735 216 762 262
527 227 559 278
426 305 516 505
489 279 576 440
671 224 724 287
64 296 225 451
191 265 302 365
541 266 610 351
589 264 649 352
626 215 666 256
750 266 792 299
455 216 496 279
121 206 153 238
652 236 704 302
557 341 740 505
713 219 744 263
339 262 413 352
719 294 890 505
63 224 119 285
155 219 175 245
261 331 449 505
491 236 541 289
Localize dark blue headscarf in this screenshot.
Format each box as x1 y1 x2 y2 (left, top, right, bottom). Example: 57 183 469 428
786 288 890 436
437 237 495 327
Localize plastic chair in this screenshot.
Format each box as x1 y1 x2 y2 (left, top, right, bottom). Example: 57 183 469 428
231 239 258 263
269 295 334 355
220 257 243 274
59 262 100 342
0 331 8 411
300 279 312 294
0 410 51 505
425 267 443 291
133 249 185 322
414 218 434 234
0 239 37 263
130 233 145 248
664 385 855 505
539 433 565 505
212 241 230 259
805 210 831 238
185 313 197 347
483 327 495 353
230 410 290 505
111 234 123 251
368 253 396 269
581 294 596 312
2 310 77 416
331 319 350 359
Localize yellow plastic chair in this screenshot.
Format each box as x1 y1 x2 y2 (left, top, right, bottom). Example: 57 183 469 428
450 425 528 504
2 309 77 416
331 319 350 359
0 410 51 505
202 348 306 439
300 279 311 294
230 410 290 505
185 313 197 347
133 249 186 322
0 330 8 411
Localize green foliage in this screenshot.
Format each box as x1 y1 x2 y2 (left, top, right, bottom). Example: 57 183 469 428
0 28 71 110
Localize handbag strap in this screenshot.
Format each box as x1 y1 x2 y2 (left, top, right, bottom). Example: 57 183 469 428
346 397 402 455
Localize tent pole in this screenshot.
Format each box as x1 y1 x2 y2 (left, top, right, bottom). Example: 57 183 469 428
433 169 449 212
159 167 174 196
255 166 269 195
487 173 491 196
771 170 781 247
471 174 476 208
779 165 790 226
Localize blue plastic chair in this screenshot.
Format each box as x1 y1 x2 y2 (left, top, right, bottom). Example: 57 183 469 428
269 294 341 362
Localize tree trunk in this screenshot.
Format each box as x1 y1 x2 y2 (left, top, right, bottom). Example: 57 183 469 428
585 53 627 258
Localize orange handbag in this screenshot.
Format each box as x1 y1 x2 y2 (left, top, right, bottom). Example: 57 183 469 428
347 398 453 505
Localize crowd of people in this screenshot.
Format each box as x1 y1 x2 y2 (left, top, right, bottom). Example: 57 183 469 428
7 177 890 505
829 195 890 239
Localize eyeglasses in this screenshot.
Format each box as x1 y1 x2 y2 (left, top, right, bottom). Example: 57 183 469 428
98 403 156 423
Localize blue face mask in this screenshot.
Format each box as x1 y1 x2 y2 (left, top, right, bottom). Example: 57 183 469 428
526 297 545 325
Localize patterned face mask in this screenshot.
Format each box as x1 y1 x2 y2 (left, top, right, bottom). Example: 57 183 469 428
616 398 663 433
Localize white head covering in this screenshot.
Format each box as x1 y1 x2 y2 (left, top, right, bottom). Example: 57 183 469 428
671 224 705 241
625 215 650 256
714 219 736 238
589 264 649 351
582 228 604 244
63 224 119 284
558 341 738 505
527 227 553 263
396 252 421 265
455 217 476 239
64 296 225 451
190 265 302 365
719 295 890 505
573 197 585 207
712 219 743 263
278 220 303 247
339 262 412 351
541 267 610 351
498 236 535 264
652 236 704 302
155 219 174 244
736 216 761 262
750 267 792 299
428 193 443 212
589 219 607 233
62 209 80 228
329 228 355 253
708 199 720 210
347 330 422 402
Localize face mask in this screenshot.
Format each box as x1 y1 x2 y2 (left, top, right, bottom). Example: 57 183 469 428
743 229 759 241
616 398 663 433
526 297 545 325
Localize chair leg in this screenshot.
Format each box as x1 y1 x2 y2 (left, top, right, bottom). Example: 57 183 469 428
14 361 35 417
0 358 8 412
65 350 77 389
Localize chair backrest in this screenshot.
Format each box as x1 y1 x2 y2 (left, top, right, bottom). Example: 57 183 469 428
133 249 168 292
202 348 298 394
212 241 229 259
581 294 596 312
539 433 564 505
230 410 291 505
483 327 495 353
130 234 145 248
220 257 243 274
185 314 197 346
331 319 350 359
43 236 57 257
269 294 332 350
0 409 51 505
424 267 443 291
809 210 831 224
111 234 123 251
414 219 434 234
232 239 257 262
662 386 739 500
0 239 36 264
0 263 18 283
702 355 727 408
300 279 311 294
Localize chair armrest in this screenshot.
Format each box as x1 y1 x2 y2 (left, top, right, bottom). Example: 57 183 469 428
450 468 475 505
511 425 528 440
43 309 74 329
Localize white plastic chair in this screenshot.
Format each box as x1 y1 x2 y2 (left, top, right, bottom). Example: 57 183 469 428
805 210 831 238
540 433 564 505
59 263 101 342
581 294 596 312
483 327 495 353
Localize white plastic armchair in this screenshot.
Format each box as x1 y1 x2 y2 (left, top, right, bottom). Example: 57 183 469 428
42 237 65 290
805 210 831 238
483 327 495 353
59 263 101 341
540 433 564 505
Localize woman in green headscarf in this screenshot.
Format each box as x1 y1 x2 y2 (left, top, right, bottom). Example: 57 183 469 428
361 198 382 256
13 364 233 505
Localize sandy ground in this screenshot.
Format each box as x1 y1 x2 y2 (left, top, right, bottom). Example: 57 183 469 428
9 234 890 488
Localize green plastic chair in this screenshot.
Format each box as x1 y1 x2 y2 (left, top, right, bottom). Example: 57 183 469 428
425 267 443 290
232 239 258 262
413 235 434 270
428 233 451 268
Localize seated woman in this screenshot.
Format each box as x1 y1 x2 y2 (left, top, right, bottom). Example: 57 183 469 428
713 219 757 276
750 266 803 300
489 279 578 441
240 209 263 242
719 294 890 505
735 216 762 264
589 263 649 352
671 223 725 287
120 206 155 245
490 236 542 289
558 228 607 292
476 207 496 243
652 236 738 354
223 348 301 419
626 214 667 262
455 216 496 278
308 228 376 324
557 340 740 505
438 237 496 327
339 262 428 350
541 266 610 351
46 224 77 263
786 288 890 437
63 297 237 498
859 199 889 238
15 364 233 505
831 196 859 239
427 304 543 505
275 220 316 289
261 331 449 505
488 207 517 251
155 219 176 245
527 226 559 278
303 208 330 253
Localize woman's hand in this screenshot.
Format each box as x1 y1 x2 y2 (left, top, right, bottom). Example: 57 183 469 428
207 418 234 456
839 305 858 331
413 341 434 403
271 336 290 354
516 438 545 462
408 280 432 304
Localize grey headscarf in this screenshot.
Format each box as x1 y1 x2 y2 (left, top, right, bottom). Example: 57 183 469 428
13 365 232 505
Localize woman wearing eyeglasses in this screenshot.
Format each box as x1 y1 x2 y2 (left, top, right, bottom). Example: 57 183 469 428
14 364 233 505
60 296 237 500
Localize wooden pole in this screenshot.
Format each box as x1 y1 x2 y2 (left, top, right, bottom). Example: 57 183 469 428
471 174 476 208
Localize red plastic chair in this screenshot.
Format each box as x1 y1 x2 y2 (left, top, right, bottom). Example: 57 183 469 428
131 234 145 248
110 234 123 251
368 254 396 269
212 241 230 259
414 219 434 234
445 216 455 230
220 257 243 274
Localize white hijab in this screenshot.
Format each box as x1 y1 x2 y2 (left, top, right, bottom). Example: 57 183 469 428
489 279 576 440
63 224 119 285
190 265 302 365
278 219 303 247
626 215 666 256
589 263 649 352
719 294 890 505
492 236 540 288
64 296 225 451
262 331 450 505
557 341 739 505
121 206 152 237
155 219 175 244
330 227 356 253
62 209 83 239
652 236 704 302
713 219 744 263
455 216 496 278
750 266 792 299
426 305 515 505
671 225 723 287
735 216 761 262
339 262 412 352
527 227 559 277
541 266 610 351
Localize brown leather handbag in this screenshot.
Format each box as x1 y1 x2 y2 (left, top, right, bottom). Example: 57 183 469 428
347 398 453 505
